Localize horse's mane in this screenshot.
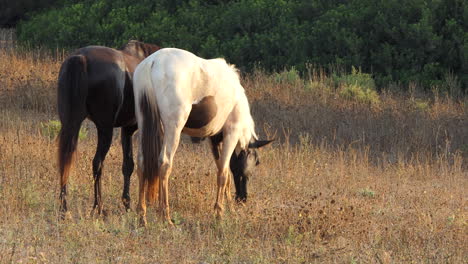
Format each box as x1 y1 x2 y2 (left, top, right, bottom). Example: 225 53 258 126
228 63 241 78
208 58 258 144
206 58 241 81
119 40 139 50
120 40 161 58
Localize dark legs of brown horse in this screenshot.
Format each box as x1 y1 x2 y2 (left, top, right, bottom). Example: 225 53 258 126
91 126 113 216
60 186 68 214
121 124 137 211
58 116 86 219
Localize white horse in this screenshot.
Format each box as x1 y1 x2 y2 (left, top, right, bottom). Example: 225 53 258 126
133 48 272 225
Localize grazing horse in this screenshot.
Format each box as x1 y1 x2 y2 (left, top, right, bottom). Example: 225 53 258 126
133 48 273 225
57 40 160 217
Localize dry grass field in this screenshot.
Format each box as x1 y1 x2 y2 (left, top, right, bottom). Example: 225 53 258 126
0 46 467 263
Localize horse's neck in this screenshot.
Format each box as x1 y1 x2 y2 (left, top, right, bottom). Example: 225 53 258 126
122 43 158 60
122 48 144 60
140 44 160 57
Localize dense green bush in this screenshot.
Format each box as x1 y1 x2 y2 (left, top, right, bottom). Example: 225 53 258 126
16 0 467 91
0 0 63 27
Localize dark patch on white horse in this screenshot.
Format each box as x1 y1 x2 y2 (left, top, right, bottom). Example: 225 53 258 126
185 96 217 129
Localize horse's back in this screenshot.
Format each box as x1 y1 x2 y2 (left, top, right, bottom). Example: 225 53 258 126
145 48 239 102
149 48 201 84
72 46 126 81
134 48 245 137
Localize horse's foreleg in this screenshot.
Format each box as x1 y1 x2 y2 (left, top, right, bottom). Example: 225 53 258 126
121 125 137 211
214 168 230 218
91 127 113 216
225 170 233 206
214 132 238 218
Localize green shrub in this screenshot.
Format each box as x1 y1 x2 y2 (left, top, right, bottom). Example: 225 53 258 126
358 188 376 198
412 99 430 112
339 84 380 105
39 120 88 141
273 67 301 84
336 67 380 105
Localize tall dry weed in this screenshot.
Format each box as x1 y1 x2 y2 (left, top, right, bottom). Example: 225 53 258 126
0 48 64 113
244 69 467 166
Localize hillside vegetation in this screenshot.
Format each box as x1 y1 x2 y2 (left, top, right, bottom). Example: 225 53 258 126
15 0 468 91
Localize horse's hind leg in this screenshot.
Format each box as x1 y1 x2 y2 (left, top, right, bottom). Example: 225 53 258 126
136 163 148 226
58 117 86 218
158 119 185 225
59 185 69 219
121 125 137 211
91 126 113 216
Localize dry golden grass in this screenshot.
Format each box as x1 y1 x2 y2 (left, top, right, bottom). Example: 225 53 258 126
0 48 467 263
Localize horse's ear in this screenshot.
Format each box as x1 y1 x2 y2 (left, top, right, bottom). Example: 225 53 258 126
248 139 274 149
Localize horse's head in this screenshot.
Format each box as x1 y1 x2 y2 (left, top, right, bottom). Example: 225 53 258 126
231 139 274 203
121 40 161 60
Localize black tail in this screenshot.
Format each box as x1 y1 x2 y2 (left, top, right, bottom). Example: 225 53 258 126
57 55 88 189
140 91 163 204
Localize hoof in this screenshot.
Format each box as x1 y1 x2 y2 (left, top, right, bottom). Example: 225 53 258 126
60 211 73 220
122 198 131 212
90 208 107 218
161 214 174 227
235 197 247 204
139 217 147 227
227 205 235 213
214 204 224 219
215 210 223 220
166 218 175 227
237 202 246 207
90 208 98 218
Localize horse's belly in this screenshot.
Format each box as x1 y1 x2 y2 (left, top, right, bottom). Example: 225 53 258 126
182 122 218 137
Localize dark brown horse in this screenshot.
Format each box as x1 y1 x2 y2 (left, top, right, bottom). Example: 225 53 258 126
57 40 160 216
